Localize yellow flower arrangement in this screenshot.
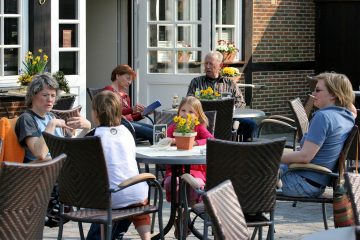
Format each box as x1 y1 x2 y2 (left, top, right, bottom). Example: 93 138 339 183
18 49 48 86
198 86 221 100
173 114 200 134
221 67 240 77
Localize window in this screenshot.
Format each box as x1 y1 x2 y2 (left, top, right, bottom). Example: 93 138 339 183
214 0 242 60
0 0 23 78
58 0 79 75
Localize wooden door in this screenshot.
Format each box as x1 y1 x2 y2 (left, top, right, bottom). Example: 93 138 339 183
316 1 360 90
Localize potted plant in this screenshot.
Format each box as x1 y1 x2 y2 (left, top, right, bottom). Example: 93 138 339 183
196 86 220 100
172 114 200 150
18 49 48 88
52 71 70 94
215 40 239 62
221 67 241 82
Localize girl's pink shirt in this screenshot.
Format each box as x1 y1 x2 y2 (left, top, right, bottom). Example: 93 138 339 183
165 123 214 181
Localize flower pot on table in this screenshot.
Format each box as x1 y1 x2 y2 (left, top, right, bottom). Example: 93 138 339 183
173 132 198 150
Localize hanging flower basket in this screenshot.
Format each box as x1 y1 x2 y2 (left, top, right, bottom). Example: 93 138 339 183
173 132 197 150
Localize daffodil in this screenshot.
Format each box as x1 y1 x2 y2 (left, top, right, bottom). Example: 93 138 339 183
197 86 220 100
173 114 200 134
18 49 49 86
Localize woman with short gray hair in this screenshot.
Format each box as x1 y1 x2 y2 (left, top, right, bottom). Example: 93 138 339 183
15 73 91 163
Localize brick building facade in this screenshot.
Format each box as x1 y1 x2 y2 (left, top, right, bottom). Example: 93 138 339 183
247 0 316 116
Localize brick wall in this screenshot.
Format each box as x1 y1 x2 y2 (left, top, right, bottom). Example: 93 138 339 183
252 70 314 116
253 0 315 62
251 0 316 115
0 101 27 118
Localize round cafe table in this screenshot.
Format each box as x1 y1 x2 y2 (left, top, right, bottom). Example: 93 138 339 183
233 108 265 119
136 146 206 240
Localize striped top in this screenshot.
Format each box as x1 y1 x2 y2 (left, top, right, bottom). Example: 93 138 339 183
187 75 246 108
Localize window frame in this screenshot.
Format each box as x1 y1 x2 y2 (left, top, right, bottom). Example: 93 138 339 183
0 0 28 84
212 0 242 61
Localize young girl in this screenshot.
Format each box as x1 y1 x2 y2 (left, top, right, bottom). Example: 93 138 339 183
87 90 150 240
164 96 214 204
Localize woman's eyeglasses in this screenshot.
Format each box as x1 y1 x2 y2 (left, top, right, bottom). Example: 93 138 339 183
314 88 325 93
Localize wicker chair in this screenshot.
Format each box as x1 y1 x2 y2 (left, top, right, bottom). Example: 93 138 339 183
0 154 66 239
200 98 235 140
42 132 164 240
180 137 286 240
277 125 358 230
53 96 76 110
86 87 104 101
203 179 250 240
257 96 314 151
344 172 360 225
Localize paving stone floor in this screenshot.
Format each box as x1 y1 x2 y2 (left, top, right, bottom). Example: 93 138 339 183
43 194 334 240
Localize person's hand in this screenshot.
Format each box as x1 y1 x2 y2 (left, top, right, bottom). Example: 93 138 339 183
49 118 72 130
132 103 145 113
67 116 91 130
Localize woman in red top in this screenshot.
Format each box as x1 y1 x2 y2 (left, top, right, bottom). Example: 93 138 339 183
104 64 154 143
164 96 214 204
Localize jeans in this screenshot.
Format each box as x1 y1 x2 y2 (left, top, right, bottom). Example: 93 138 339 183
131 121 154 144
86 219 131 240
279 164 325 197
122 120 154 144
234 117 256 142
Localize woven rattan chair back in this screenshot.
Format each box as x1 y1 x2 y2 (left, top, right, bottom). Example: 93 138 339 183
53 96 76 110
206 137 286 213
87 87 104 101
200 98 234 140
288 97 309 142
203 180 250 240
345 172 360 225
204 110 217 136
43 132 111 209
303 94 315 119
0 154 66 239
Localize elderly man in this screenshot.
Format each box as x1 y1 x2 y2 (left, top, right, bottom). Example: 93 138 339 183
187 51 256 141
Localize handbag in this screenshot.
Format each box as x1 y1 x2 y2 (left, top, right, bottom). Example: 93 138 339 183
333 129 359 228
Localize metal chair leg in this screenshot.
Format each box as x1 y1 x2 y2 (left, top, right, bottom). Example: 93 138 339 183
322 203 328 230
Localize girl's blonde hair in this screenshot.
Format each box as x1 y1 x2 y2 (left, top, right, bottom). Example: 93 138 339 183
92 90 122 126
177 96 208 126
314 72 354 108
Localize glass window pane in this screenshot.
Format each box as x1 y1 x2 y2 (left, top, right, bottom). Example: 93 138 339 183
215 27 234 42
216 0 235 25
59 52 78 75
4 18 18 45
149 25 173 48
149 50 174 73
59 0 78 19
149 0 172 21
177 0 201 21
59 24 78 47
177 24 201 48
4 48 18 76
4 0 18 14
177 50 201 74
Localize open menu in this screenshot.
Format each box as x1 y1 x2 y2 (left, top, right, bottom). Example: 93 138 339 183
143 100 161 115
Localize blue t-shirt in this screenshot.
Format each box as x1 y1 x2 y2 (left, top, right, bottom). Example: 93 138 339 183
297 106 354 186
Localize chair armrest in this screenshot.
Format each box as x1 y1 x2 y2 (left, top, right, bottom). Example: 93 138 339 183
267 115 295 124
181 173 201 190
258 118 297 131
117 173 156 191
289 163 337 177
